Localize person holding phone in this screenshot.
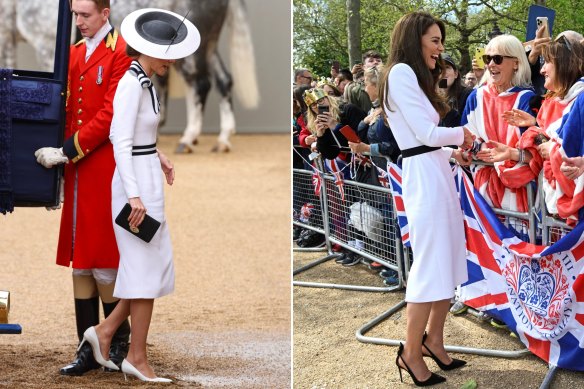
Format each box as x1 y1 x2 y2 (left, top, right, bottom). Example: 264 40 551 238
303 88 366 266
527 25 582 96
77 8 199 382
379 12 474 386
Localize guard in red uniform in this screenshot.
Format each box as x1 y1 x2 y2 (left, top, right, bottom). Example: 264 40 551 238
34 0 132 376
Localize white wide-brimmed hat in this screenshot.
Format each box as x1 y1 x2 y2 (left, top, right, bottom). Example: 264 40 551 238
121 8 200 60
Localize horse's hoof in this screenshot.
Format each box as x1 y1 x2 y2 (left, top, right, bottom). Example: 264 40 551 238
192 139 199 145
175 143 193 154
211 143 230 153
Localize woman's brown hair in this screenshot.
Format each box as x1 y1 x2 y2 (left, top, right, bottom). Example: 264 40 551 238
380 12 449 117
542 37 584 99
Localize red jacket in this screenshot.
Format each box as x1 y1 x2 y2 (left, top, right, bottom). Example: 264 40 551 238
57 29 132 269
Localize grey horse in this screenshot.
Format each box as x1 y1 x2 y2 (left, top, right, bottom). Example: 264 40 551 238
0 0 259 152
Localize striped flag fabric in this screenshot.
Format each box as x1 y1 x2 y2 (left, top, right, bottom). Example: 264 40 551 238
387 162 410 247
457 166 584 371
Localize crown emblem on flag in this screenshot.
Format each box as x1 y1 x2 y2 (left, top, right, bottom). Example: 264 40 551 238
517 262 555 317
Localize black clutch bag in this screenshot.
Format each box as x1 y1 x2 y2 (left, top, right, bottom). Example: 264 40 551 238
114 203 161 243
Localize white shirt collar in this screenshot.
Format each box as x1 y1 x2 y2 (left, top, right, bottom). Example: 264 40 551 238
84 21 112 62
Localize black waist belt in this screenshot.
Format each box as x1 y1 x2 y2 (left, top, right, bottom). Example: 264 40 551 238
401 145 440 158
132 143 157 156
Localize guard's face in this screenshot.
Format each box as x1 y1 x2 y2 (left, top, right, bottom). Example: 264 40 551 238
72 0 110 39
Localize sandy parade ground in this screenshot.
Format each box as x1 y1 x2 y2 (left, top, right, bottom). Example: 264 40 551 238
293 251 584 389
0 134 291 388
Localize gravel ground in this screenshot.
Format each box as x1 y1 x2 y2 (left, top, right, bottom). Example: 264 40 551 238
293 250 583 388
0 134 290 389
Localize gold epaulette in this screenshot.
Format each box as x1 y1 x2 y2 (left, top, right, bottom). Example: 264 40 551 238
105 30 119 52
74 39 86 47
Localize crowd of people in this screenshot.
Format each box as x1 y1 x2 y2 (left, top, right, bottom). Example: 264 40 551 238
293 10 584 386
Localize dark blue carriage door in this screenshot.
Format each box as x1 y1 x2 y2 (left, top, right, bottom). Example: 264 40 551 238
10 0 72 207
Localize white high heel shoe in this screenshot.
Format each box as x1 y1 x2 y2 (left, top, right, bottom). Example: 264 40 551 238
78 326 119 371
121 359 172 383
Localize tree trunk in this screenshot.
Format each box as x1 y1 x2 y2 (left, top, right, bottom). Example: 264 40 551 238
346 0 361 67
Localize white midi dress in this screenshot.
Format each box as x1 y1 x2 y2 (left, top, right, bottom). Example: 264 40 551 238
385 64 467 302
109 62 174 299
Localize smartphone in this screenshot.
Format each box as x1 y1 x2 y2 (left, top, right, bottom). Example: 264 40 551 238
474 47 485 69
534 133 550 145
318 105 329 115
526 5 555 41
331 60 340 72
536 16 550 38
438 78 448 89
339 125 360 143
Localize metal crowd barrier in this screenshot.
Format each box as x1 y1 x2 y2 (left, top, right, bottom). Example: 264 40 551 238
293 155 403 292
293 152 579 386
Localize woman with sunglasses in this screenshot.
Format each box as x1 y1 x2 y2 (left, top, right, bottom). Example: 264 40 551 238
380 12 474 386
461 34 536 239
490 38 584 225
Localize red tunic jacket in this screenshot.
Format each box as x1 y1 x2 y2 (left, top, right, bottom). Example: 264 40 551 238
56 29 132 269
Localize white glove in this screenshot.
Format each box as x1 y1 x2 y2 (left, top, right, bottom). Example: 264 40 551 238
34 147 69 168
46 178 65 211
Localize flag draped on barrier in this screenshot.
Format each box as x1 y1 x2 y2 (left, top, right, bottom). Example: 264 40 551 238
388 163 584 370
387 162 410 247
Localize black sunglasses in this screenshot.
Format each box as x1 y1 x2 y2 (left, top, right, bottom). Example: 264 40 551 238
483 54 515 65
557 35 573 52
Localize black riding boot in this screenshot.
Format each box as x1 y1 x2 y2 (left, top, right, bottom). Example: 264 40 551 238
102 301 130 371
59 297 101 376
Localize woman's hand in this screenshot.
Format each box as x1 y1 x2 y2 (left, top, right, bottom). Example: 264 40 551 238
348 141 370 154
451 149 472 166
528 25 552 64
561 155 584 180
461 127 475 149
502 108 536 128
363 108 381 125
317 112 338 130
158 150 175 185
537 141 554 159
128 197 146 229
305 134 317 145
475 140 512 162
315 122 328 137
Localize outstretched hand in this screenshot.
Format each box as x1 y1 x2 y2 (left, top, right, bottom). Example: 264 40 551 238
461 127 475 150
561 155 584 180
475 140 511 163
502 108 536 128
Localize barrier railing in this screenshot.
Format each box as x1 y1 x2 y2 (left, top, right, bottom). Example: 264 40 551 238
293 155 403 291
293 151 580 386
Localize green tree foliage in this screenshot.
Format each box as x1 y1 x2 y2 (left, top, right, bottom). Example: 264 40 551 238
294 0 584 79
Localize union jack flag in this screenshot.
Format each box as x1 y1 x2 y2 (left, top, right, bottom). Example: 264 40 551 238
387 162 410 247
324 158 346 202
457 166 584 371
311 162 321 197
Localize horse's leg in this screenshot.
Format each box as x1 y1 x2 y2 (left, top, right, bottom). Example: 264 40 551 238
211 52 234 153
0 0 17 68
175 56 211 154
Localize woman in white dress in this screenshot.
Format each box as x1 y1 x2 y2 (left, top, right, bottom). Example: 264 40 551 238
379 12 474 386
77 8 200 382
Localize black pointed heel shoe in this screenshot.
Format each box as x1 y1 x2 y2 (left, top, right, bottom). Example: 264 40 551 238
395 343 446 387
422 332 466 371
